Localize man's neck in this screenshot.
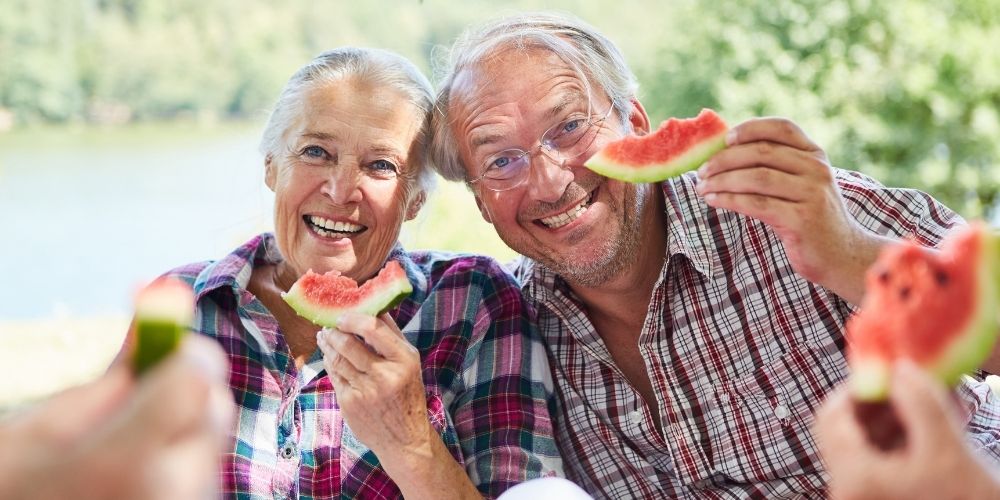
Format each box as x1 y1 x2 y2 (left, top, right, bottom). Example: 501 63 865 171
567 186 668 333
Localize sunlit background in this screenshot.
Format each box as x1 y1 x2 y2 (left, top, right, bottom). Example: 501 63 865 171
2 0 998 413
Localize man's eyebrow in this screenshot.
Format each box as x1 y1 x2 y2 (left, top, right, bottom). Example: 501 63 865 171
545 91 586 120
471 132 506 149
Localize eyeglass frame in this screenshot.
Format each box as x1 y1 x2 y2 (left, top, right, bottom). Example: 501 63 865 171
466 101 617 192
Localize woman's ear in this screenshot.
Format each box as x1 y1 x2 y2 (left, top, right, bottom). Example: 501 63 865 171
264 154 276 192
405 190 426 221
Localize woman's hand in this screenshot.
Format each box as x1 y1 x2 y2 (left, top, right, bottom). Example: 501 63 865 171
317 312 433 459
319 313 481 499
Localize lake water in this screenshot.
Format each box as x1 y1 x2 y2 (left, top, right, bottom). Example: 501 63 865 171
0 122 514 321
0 123 276 319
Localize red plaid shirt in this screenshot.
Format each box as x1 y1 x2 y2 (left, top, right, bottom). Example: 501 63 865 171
166 235 563 499
514 170 1000 498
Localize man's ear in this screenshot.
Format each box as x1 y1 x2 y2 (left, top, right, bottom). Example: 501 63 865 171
405 190 426 221
627 97 652 136
264 154 277 192
474 194 493 224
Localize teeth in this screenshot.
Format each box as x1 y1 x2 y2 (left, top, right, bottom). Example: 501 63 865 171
540 198 589 228
307 215 364 234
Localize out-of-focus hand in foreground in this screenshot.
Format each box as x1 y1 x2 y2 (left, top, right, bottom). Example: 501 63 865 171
0 335 234 500
816 360 1000 500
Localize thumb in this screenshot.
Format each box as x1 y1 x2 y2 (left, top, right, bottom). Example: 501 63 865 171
888 360 961 450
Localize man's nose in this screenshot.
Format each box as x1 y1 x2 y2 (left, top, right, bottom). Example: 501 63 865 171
526 152 573 203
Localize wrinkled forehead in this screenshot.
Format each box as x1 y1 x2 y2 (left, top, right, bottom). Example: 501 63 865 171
449 47 592 114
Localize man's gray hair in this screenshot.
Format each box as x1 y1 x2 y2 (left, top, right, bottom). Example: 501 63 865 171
260 47 436 193
430 12 639 183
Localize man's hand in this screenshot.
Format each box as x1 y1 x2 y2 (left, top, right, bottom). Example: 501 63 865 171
696 117 891 304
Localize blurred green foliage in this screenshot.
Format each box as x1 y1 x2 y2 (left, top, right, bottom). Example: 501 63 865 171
1 0 998 216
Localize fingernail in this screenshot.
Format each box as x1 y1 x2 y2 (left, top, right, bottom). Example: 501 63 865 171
697 161 710 179
725 128 738 146
704 193 717 203
337 312 375 331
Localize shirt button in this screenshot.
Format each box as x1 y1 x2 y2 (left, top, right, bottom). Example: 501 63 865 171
628 410 643 425
774 404 790 419
280 442 297 459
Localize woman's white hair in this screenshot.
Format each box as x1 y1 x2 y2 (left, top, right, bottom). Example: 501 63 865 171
430 11 639 183
260 47 436 193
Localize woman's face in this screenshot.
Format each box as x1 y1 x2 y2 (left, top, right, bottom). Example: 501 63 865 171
266 77 424 283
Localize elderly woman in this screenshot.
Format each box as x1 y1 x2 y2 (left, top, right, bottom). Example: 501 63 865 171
121 47 562 498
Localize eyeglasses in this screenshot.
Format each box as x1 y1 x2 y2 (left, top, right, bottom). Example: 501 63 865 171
468 103 617 192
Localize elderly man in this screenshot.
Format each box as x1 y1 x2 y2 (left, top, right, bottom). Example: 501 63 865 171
430 11 1000 498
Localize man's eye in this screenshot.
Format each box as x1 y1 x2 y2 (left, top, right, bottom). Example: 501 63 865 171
490 156 512 170
562 118 584 134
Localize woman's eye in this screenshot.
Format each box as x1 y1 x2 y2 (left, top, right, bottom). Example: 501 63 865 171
368 159 399 175
301 145 329 160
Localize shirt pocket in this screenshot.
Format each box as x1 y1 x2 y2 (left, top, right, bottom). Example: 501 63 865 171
704 344 845 483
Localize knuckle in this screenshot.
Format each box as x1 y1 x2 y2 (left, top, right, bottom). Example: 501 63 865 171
754 141 773 157
752 167 771 185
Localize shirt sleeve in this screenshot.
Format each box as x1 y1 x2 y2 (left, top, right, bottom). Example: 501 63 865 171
448 257 564 498
835 168 965 247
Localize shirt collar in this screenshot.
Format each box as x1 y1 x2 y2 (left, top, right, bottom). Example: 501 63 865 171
191 233 282 302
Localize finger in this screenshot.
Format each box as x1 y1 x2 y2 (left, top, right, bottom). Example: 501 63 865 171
696 166 810 202
815 387 871 461
888 360 962 450
320 336 368 383
702 191 798 229
320 327 377 372
699 141 821 180
726 117 820 151
338 312 414 362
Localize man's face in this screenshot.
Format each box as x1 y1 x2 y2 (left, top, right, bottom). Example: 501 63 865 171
448 48 652 286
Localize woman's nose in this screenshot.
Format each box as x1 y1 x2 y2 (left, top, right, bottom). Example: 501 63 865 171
320 162 363 204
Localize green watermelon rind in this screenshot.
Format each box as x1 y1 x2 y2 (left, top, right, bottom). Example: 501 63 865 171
926 230 1000 386
585 132 727 183
281 267 413 329
132 278 195 375
850 228 1000 401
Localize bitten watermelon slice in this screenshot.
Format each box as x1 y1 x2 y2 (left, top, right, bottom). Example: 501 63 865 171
585 108 728 183
281 260 412 329
847 223 1000 401
132 277 195 374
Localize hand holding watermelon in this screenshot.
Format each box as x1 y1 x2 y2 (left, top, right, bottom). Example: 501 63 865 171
316 312 452 480
695 117 888 305
816 360 1000 500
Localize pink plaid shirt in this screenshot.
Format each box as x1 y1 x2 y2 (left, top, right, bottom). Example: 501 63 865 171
514 170 1000 498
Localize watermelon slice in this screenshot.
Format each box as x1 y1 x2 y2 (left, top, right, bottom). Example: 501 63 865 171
281 260 412 329
132 277 195 374
585 108 728 183
847 223 1000 401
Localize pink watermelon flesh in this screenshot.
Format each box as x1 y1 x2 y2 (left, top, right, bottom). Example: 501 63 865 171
585 108 728 183
847 223 1000 401
281 260 412 329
